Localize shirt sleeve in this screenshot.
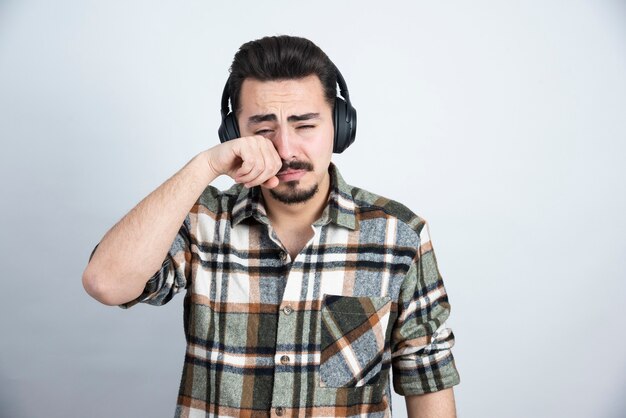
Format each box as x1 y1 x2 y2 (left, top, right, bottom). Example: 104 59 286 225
88 215 192 309
390 220 460 395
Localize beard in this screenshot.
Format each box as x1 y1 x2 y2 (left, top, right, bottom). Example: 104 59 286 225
269 182 319 204
269 160 318 205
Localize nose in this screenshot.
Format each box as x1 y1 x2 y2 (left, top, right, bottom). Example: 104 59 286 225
272 127 295 161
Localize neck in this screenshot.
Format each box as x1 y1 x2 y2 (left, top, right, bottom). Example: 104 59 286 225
261 173 331 231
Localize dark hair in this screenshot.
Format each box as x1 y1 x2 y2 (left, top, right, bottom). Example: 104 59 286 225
228 35 337 116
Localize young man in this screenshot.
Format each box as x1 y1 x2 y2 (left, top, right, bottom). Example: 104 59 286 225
83 35 460 417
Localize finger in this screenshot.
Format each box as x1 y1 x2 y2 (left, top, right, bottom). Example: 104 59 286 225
233 140 262 181
236 142 268 184
253 138 282 183
234 160 251 179
245 137 283 188
260 176 280 189
234 157 256 181
228 140 252 179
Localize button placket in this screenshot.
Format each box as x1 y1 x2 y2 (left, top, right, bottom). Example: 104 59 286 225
270 225 321 413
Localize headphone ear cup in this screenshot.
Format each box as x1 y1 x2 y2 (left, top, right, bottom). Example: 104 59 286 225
333 98 357 154
218 113 241 143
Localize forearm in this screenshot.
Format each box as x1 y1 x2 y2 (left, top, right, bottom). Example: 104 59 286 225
82 150 216 306
405 388 456 418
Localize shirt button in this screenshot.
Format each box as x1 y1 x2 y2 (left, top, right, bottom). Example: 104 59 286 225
275 406 284 416
283 305 293 315
280 355 290 365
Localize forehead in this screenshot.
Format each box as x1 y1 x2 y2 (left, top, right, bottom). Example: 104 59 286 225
238 75 330 116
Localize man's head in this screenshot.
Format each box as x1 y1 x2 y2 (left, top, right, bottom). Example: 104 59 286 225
219 36 357 155
227 35 340 205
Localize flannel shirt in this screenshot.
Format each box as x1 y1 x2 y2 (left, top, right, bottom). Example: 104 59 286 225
93 163 460 417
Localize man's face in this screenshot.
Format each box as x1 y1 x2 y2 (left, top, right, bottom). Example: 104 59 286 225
237 75 335 205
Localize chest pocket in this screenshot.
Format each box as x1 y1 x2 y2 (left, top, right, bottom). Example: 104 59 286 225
319 294 392 388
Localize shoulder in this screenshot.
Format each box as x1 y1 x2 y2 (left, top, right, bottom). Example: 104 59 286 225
349 184 428 238
193 182 243 215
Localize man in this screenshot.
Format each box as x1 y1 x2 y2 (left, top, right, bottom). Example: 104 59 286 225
83 35 460 417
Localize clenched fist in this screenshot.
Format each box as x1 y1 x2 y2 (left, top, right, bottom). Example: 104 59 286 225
205 135 282 189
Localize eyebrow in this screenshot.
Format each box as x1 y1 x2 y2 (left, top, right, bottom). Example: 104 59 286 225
247 112 321 126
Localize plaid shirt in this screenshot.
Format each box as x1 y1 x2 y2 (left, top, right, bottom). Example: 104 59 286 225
96 163 460 417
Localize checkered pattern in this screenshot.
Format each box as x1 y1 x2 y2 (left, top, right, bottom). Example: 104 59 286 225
94 163 460 417
320 295 392 388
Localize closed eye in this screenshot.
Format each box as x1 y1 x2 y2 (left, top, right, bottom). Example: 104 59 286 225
297 125 316 130
254 129 274 135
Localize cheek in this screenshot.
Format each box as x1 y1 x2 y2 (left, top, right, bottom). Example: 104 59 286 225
302 122 334 160
315 131 334 157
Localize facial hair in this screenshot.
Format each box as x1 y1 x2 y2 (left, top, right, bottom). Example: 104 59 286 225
269 160 318 205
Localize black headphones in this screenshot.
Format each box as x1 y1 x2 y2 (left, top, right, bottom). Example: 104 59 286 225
217 66 357 154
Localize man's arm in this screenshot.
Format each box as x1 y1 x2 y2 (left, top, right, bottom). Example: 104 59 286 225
405 388 456 418
82 151 216 306
82 136 282 306
391 219 460 416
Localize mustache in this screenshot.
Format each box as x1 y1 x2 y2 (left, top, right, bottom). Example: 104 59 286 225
278 160 314 173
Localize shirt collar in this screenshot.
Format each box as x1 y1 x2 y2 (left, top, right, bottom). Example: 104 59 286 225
230 162 357 230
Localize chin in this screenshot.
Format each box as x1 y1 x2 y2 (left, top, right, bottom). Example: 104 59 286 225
269 181 319 205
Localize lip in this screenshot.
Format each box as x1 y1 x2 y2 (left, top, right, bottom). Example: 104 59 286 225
277 169 306 182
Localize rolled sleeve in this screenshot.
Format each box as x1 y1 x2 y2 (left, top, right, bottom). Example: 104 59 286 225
118 216 192 309
88 216 193 309
391 220 460 395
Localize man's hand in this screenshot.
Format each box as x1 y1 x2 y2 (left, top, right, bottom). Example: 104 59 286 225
205 135 282 189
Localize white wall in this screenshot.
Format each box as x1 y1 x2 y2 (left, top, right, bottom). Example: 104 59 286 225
1 1 625 417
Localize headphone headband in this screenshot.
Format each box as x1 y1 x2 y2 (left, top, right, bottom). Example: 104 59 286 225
335 68 350 103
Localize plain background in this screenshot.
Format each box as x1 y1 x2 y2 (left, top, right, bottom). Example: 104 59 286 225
1 1 625 417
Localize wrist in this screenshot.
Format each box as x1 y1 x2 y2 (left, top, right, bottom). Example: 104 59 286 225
194 150 220 184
